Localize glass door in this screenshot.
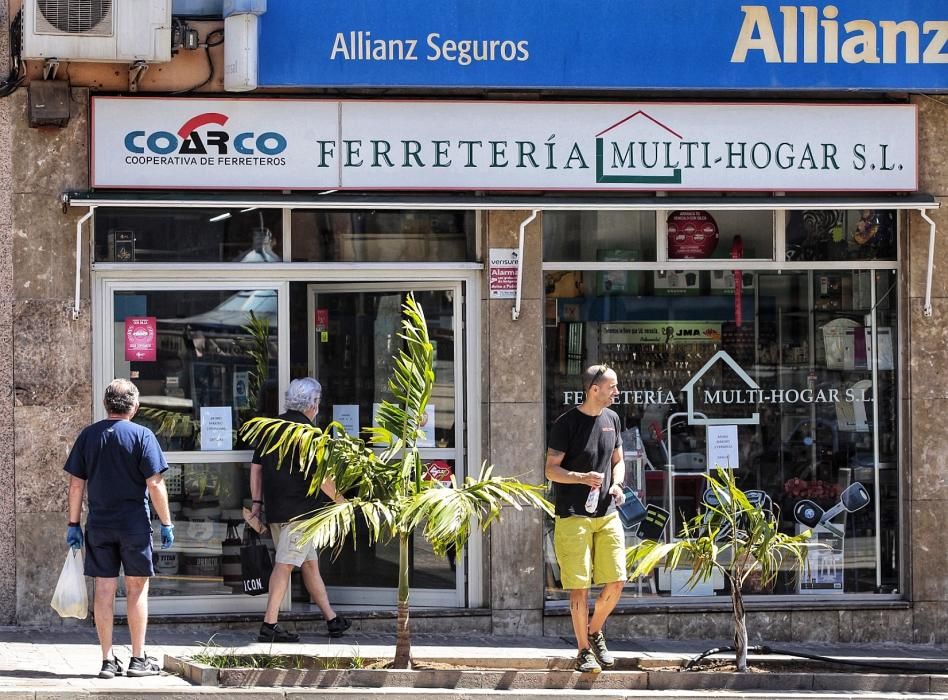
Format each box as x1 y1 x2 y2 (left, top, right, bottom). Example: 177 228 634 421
306 282 466 607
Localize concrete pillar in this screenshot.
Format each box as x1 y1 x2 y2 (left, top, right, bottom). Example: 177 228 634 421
907 95 948 644
484 210 546 635
0 0 14 625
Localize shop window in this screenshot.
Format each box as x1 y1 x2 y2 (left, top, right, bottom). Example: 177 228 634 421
785 209 897 261
543 267 900 601
290 209 475 262
113 288 279 453
118 461 266 600
95 208 284 263
665 210 774 261
544 210 657 263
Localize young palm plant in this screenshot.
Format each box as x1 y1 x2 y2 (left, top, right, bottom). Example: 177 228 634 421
626 468 814 672
240 293 551 669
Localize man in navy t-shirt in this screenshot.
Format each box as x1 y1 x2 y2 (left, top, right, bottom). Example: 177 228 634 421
64 379 174 679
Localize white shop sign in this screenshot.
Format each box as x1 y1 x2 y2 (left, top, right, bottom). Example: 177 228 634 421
91 98 918 191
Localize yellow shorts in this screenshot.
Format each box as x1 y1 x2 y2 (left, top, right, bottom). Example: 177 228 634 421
553 511 627 590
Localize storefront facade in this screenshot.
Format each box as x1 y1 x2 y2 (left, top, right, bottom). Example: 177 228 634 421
4 0 948 643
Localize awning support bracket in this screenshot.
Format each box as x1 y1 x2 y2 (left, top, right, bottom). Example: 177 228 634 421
73 206 94 320
922 208 938 318
512 209 539 321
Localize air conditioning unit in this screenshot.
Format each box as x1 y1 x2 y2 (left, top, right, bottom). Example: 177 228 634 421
22 0 172 63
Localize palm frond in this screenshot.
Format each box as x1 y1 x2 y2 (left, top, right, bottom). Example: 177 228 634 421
398 462 552 557
289 498 400 555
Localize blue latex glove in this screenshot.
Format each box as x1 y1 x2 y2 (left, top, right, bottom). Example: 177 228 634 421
159 523 175 550
66 525 83 550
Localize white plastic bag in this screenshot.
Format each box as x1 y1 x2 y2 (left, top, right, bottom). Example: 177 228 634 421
50 549 88 619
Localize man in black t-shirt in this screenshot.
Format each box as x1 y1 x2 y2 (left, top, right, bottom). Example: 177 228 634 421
250 377 351 642
545 365 627 673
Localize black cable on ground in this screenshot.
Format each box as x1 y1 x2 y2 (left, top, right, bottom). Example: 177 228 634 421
684 644 948 674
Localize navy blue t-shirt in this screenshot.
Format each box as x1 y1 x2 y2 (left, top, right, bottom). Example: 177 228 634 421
64 419 168 533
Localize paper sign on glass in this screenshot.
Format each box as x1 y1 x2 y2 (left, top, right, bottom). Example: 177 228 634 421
124 316 157 362
200 406 233 451
706 424 739 469
332 404 360 437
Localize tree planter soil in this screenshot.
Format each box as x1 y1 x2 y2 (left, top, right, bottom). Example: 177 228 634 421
166 654 948 693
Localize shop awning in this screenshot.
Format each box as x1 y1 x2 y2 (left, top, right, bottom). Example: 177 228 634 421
62 191 940 212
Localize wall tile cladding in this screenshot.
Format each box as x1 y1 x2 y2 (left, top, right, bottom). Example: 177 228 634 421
911 502 948 602
907 203 948 300
13 299 91 407
915 95 948 195
13 194 91 302
0 20 13 624
15 404 91 514
11 87 91 625
11 88 89 194
16 511 93 626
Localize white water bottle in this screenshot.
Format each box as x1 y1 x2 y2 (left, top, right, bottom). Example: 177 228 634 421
584 486 600 514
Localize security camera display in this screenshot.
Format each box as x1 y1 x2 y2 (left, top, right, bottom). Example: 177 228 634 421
543 210 899 601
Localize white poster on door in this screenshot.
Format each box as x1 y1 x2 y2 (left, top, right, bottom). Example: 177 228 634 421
200 406 232 451
706 424 739 469
332 404 360 437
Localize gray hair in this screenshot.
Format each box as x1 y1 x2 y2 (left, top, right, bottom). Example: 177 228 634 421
104 378 139 415
285 377 322 412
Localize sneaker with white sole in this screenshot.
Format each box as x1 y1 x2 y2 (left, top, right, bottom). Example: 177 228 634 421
98 656 123 679
126 655 161 677
574 647 602 673
589 631 615 669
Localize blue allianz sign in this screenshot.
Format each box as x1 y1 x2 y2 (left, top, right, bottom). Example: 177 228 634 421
258 1 948 91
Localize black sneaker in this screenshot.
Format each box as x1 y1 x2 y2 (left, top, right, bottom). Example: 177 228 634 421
589 631 615 669
258 622 300 643
327 615 351 638
575 647 601 673
98 656 123 679
126 655 161 677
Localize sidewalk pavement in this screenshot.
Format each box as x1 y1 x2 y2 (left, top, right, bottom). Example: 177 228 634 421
2 625 948 697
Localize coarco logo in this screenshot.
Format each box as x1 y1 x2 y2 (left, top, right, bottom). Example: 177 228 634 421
124 112 288 156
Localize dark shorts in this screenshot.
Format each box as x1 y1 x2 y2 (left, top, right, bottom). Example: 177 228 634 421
84 527 155 578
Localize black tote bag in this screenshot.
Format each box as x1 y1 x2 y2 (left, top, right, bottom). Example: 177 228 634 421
240 526 273 596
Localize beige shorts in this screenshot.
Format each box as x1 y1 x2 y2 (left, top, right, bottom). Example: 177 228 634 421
269 522 319 567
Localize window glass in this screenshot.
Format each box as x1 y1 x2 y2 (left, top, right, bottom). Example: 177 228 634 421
785 209 897 261
130 462 266 598
113 289 279 452
544 210 657 263
290 209 475 262
95 208 283 263
666 210 773 260
544 268 899 601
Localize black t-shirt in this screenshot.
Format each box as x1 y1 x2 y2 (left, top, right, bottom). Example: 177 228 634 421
548 407 622 518
252 410 328 524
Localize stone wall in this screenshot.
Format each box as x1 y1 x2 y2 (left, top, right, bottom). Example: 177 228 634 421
0 0 13 625
12 87 92 625
908 94 948 644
